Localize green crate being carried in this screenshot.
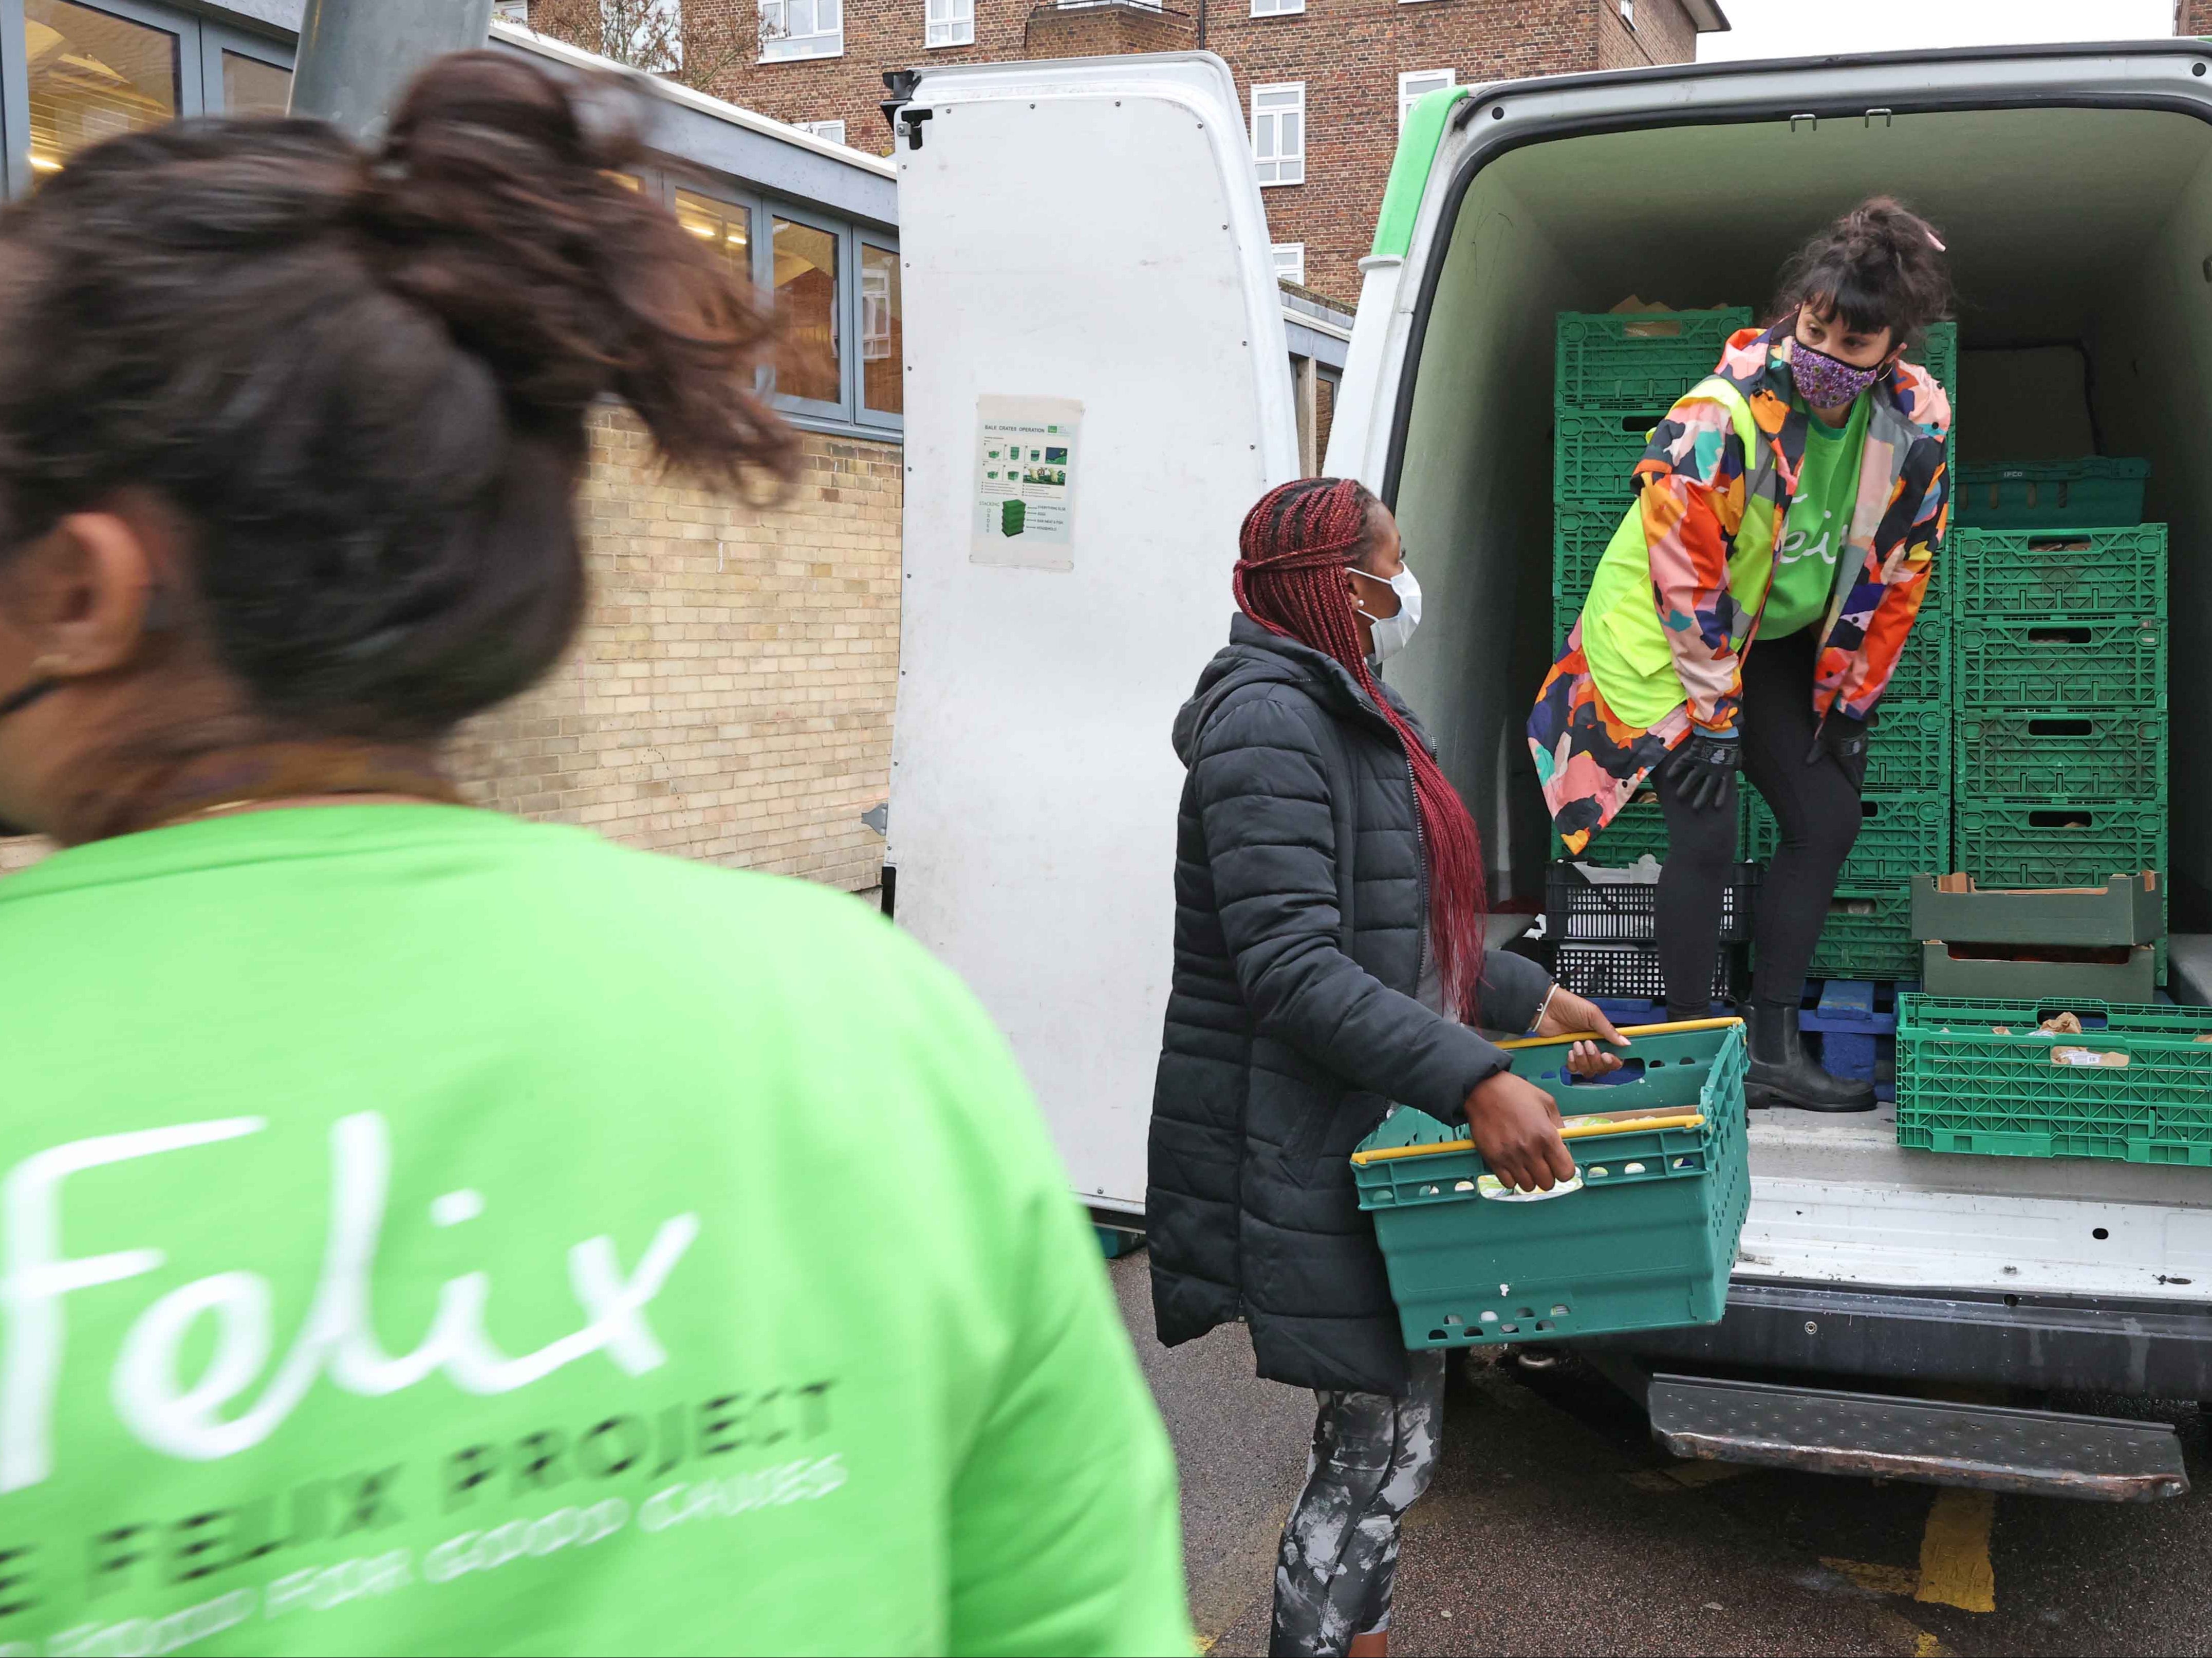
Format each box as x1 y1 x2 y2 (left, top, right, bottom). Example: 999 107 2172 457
1352 1019 1751 1348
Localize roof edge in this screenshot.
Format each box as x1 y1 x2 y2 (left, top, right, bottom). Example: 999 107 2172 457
1682 0 1731 32
489 17 897 181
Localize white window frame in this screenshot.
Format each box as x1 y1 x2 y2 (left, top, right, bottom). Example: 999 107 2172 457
759 0 844 62
1250 82 1305 188
799 118 847 145
491 1 530 21
1397 69 1455 133
925 0 975 47
1620 0 1636 26
1271 243 1306 286
1250 0 1306 16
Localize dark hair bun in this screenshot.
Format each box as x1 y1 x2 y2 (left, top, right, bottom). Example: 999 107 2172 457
1774 193 1953 346
0 50 794 773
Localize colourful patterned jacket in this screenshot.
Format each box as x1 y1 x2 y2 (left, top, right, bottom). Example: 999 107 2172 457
1528 323 1951 856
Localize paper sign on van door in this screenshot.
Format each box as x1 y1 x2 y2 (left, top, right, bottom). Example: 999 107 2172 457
972 393 1082 571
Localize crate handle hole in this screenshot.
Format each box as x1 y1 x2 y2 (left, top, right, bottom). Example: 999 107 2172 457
2025 627 2093 644
2025 810 2097 829
2027 719 2093 737
1480 1310 1499 1323
2023 536 2092 552
1534 1320 1552 1331
1517 1307 1535 1318
1499 1323 1521 1334
1444 1314 1464 1326
1550 1303 1572 1317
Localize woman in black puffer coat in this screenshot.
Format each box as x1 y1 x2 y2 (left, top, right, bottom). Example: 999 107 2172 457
1147 477 1625 1658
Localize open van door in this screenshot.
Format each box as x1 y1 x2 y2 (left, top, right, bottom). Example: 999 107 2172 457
887 52 1299 1213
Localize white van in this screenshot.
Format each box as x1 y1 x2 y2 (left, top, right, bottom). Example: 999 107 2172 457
883 41 2212 1497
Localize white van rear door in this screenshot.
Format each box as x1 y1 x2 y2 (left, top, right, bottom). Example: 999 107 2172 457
890 52 1298 1212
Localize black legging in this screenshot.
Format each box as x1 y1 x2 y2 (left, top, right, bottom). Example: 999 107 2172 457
1655 627 1862 1014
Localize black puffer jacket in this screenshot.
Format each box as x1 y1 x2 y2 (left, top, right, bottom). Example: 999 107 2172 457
1147 616 1552 1397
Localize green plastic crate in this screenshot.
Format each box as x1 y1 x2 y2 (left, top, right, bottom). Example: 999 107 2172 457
1888 618 1950 701
1582 792 1748 863
1918 940 2157 1004
1954 708 2167 802
1909 873 2162 948
1000 497 1026 536
1748 790 1949 885
1555 409 1663 503
1352 1021 1750 1347
1955 617 2164 709
1916 320 1957 399
1954 798 2165 890
1807 884 1919 981
1553 502 1628 609
1953 457 2150 530
1862 702 1949 794
1897 994 2212 1164
1951 525 2166 619
1554 308 1752 411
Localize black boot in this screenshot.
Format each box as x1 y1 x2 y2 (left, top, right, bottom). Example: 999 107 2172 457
1744 1000 1875 1112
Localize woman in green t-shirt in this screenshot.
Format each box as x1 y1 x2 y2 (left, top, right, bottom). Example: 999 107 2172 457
0 52 1190 1658
1529 198 1954 1110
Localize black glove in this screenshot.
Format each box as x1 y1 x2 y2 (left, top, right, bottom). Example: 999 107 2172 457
1809 712 1870 791
1667 730 1741 812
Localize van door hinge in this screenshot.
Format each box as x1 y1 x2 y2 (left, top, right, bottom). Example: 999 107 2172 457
1789 112 1818 133
900 107 933 150
1864 107 1893 128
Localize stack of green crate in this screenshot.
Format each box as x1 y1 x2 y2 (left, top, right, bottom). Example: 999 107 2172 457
1552 309 1751 646
1552 309 1752 870
1951 523 2168 978
1746 322 1960 979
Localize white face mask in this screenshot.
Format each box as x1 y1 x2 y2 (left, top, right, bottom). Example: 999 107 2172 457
1352 563 1422 663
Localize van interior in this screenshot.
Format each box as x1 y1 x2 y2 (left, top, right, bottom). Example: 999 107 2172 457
1384 103 2212 1202
1391 105 2209 957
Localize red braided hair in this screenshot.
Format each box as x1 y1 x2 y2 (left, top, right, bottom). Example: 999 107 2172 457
1233 478 1490 1021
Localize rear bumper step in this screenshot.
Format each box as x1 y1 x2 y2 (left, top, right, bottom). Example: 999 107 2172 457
1648 1374 2189 1502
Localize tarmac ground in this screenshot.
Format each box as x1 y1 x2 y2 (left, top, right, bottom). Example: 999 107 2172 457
1108 1253 2212 1657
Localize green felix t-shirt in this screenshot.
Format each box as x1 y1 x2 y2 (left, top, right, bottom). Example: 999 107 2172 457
0 806 1190 1657
1760 391 1871 640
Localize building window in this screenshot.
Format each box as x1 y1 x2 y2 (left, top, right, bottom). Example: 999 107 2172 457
1250 82 1304 187
491 1 530 21
1272 243 1306 286
221 50 291 117
673 188 752 283
861 241 902 415
1620 0 1635 25
759 0 843 61
774 213 842 405
1250 0 1305 14
1398 68 1455 132
26 0 180 176
925 0 974 47
799 118 846 144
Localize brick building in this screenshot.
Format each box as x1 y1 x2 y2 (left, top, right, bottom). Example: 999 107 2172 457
524 0 1724 305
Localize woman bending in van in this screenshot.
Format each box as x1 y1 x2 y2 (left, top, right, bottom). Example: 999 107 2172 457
1529 197 1953 1111
1149 477 1626 1658
0 54 1190 1656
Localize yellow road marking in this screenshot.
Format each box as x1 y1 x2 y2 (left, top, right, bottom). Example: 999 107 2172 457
1821 1556 1921 1596
1915 1487 1996 1613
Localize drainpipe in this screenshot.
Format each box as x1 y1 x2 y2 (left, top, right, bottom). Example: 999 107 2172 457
290 0 497 142
1197 0 1207 49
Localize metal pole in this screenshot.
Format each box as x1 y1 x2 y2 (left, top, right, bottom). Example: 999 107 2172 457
288 0 497 142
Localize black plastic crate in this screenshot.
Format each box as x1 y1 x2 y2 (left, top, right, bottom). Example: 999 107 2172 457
1554 940 1741 1003
1548 861 1761 945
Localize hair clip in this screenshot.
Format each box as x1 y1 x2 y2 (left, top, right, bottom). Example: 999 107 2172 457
1926 232 1946 252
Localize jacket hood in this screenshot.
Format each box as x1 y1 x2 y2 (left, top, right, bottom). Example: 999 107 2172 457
1173 613 1417 766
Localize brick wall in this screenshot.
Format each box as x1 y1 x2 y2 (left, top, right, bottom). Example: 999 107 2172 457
2183 0 2212 33
1597 0 1696 71
448 412 900 890
1 416 902 890
528 1 1700 306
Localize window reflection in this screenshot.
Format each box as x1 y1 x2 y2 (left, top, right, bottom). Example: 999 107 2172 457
673 189 752 282
774 217 840 405
861 244 901 415
26 0 180 175
221 50 290 118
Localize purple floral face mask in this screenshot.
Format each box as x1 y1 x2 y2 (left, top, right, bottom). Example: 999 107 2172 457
1790 336 1885 408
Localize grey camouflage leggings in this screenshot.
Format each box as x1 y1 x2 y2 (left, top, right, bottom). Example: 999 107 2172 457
1268 1349 1447 1658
